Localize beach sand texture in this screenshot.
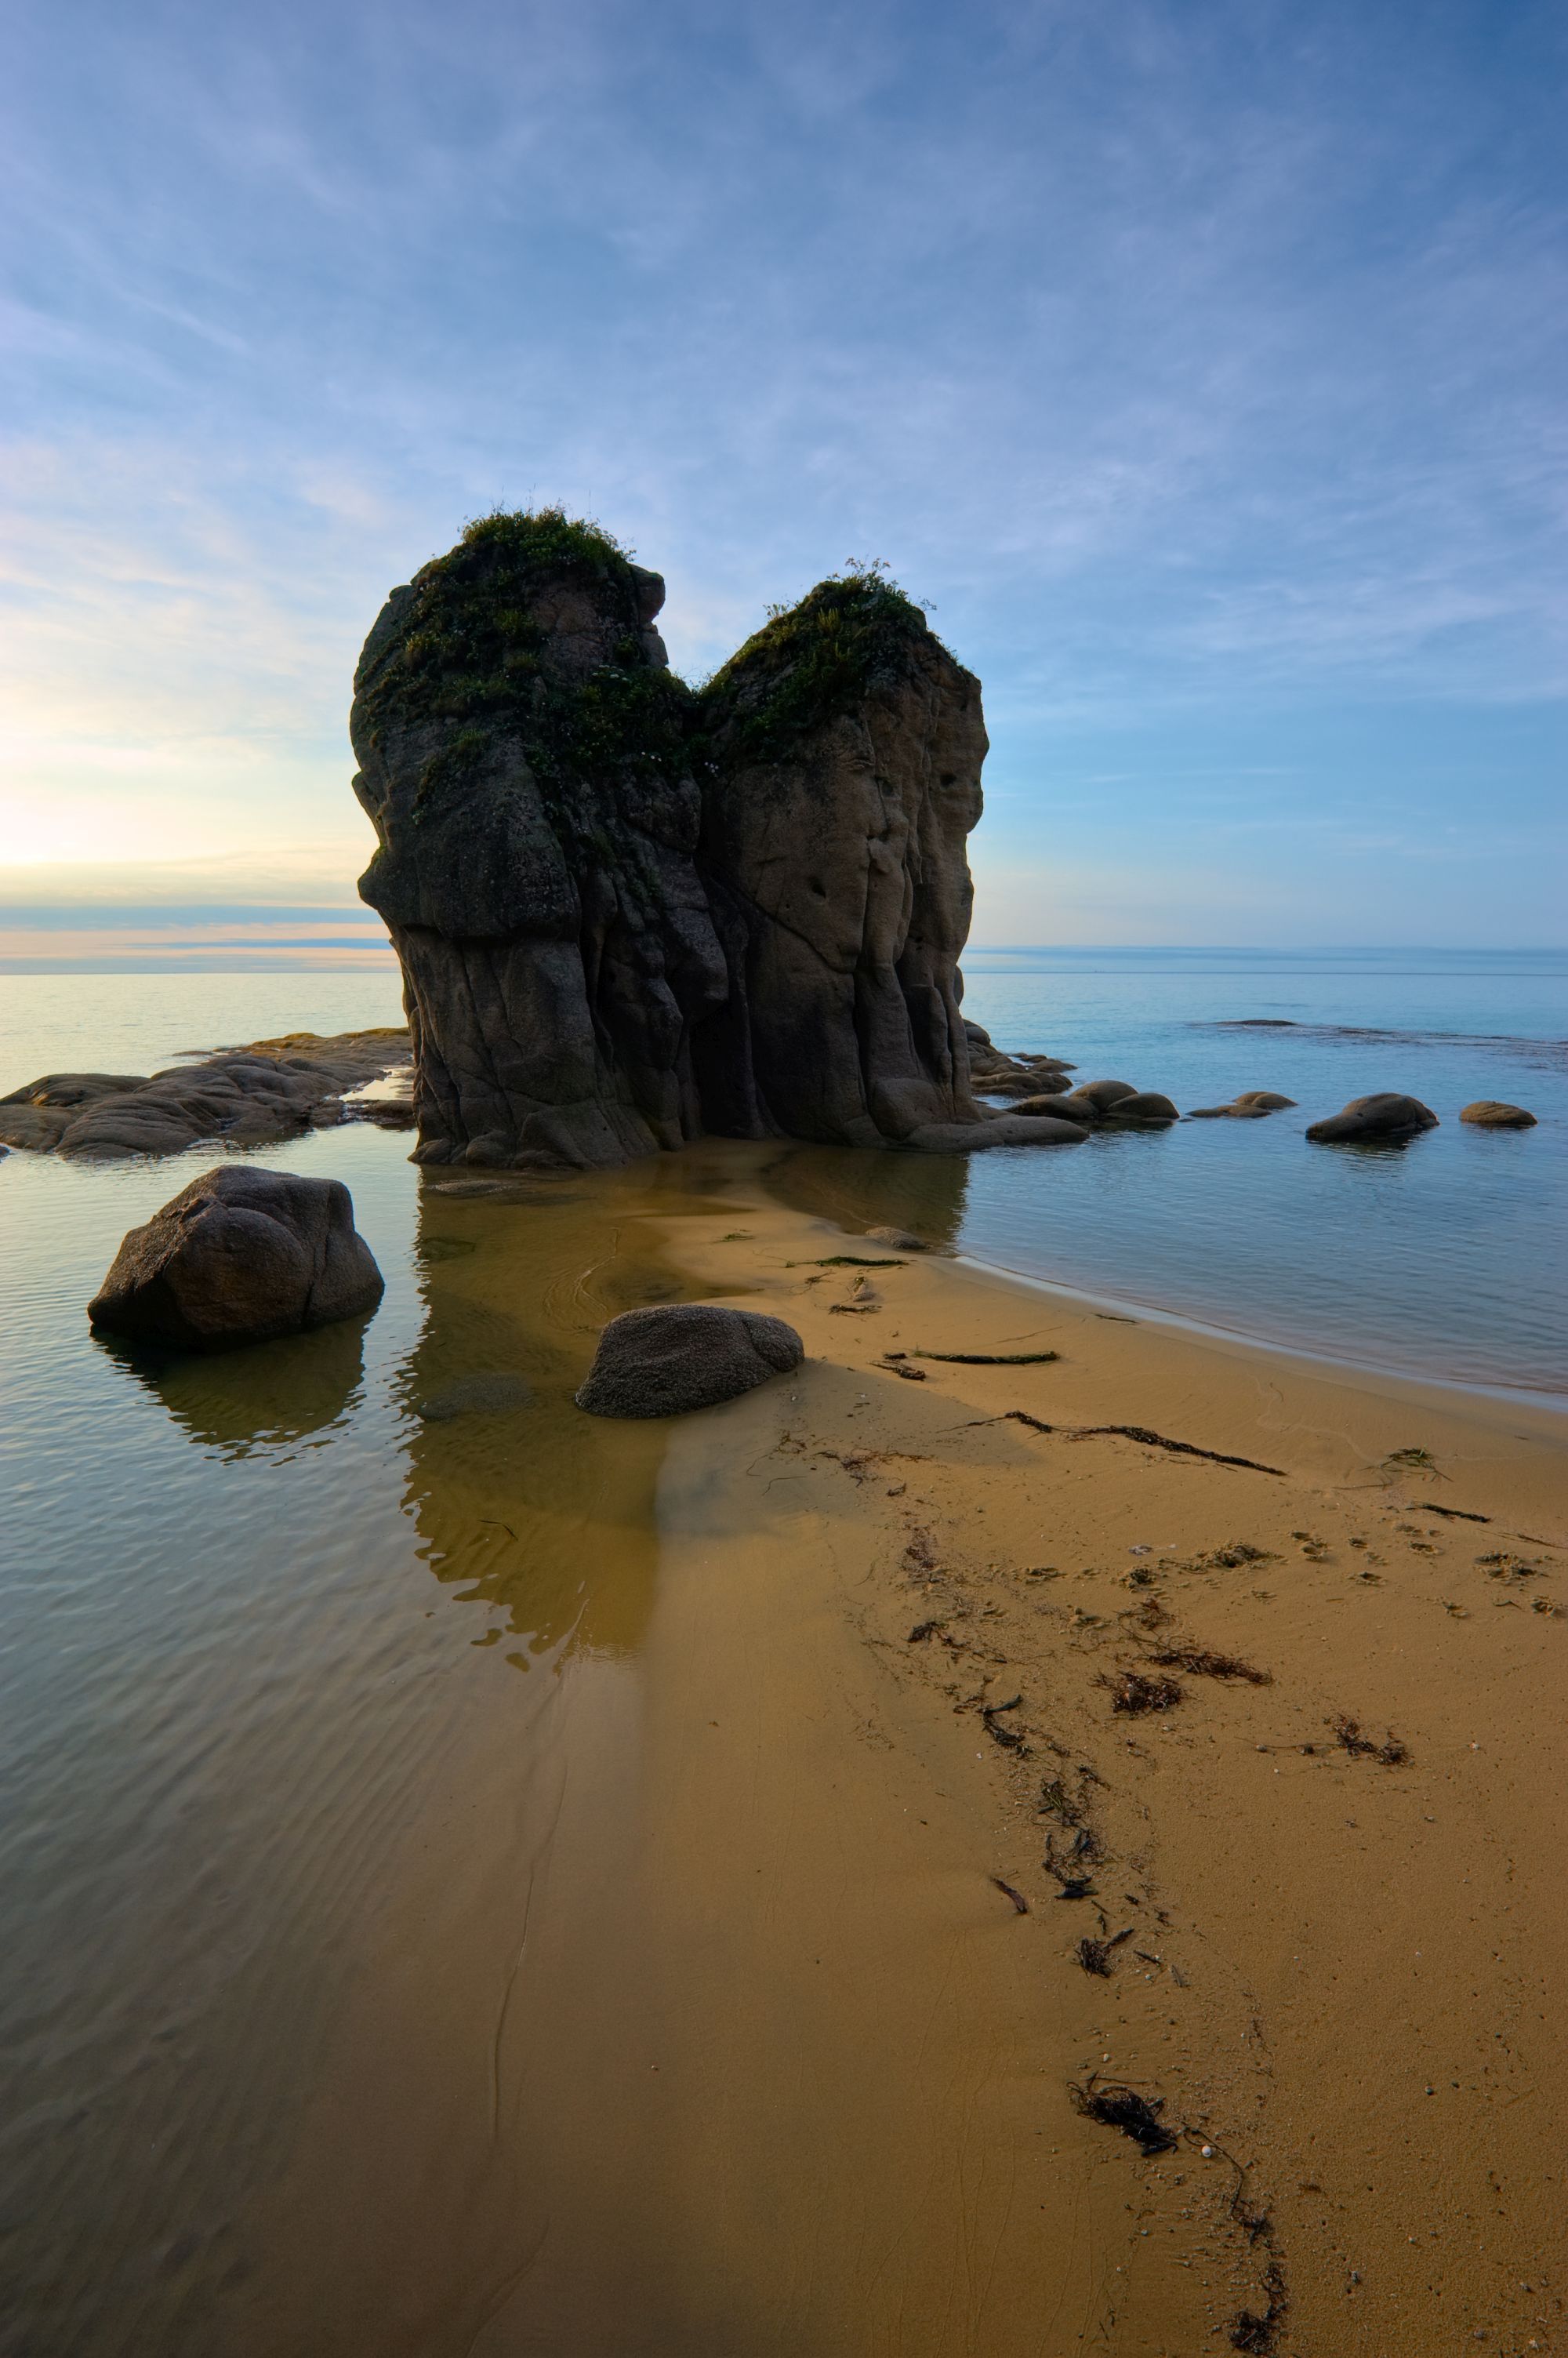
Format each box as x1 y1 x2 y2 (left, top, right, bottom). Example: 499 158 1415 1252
224 1149 1567 2358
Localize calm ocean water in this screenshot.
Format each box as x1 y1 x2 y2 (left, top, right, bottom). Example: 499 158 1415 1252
2 950 1564 1394
0 948 1563 2352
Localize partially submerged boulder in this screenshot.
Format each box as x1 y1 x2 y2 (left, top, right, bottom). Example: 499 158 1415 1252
1 1033 411 1160
1072 1079 1140 1112
88 1167 384 1352
1104 1091 1179 1125
1306 1094 1438 1145
1013 1093 1093 1125
576 1303 804 1418
1460 1100 1536 1129
1186 1090 1297 1120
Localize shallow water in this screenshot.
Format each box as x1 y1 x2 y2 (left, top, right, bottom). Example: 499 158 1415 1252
4 950 1563 1392
2 954 1565 2352
955 947 1567 1394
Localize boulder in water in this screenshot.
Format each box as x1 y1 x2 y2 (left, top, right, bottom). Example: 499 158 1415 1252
88 1167 384 1352
1104 1091 1179 1125
1305 1094 1438 1145
575 1304 804 1418
1459 1100 1536 1129
1072 1079 1140 1112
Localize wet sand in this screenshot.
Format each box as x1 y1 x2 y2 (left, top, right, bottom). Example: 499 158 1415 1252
233 1143 1568 2357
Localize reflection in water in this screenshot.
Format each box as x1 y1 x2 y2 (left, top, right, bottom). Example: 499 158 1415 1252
393 1158 757 1662
94 1313 371 1457
757 1139 971 1248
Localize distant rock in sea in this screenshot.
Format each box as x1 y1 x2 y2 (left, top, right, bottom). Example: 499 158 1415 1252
1186 1090 1297 1119
1305 1093 1439 1145
349 510 1087 1168
88 1167 384 1352
1460 1100 1537 1129
0 1032 411 1159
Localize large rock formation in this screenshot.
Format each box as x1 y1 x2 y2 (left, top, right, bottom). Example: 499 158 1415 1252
351 512 1084 1168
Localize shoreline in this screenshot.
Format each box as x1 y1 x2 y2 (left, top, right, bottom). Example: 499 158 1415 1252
946 1246 1568 1415
225 1137 1568 2356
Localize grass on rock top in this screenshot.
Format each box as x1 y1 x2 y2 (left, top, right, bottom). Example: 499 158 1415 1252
360 518 948 811
358 507 693 815
698 567 948 761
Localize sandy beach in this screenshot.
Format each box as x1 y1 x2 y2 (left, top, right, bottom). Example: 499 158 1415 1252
220 1143 1568 2358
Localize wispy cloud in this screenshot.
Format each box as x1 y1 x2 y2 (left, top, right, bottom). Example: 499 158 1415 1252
1 0 1563 942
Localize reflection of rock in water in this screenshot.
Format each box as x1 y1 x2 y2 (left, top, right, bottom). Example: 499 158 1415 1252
97 1315 371 1457
757 1142 971 1252
394 1175 713 1662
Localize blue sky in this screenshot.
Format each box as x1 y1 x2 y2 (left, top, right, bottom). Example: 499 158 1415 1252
2 0 1564 958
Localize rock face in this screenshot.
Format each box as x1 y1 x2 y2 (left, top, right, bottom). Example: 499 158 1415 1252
351 513 1083 1168
575 1304 804 1419
1305 1093 1439 1145
1460 1100 1536 1129
1 1033 411 1159
88 1167 384 1352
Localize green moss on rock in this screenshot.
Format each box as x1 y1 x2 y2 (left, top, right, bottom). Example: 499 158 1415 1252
357 506 695 823
699 565 944 761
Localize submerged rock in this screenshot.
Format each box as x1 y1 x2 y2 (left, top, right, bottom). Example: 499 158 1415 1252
865 1225 928 1251
351 512 1083 1168
1185 1090 1297 1120
88 1167 384 1352
1460 1100 1536 1129
575 1303 804 1419
1306 1093 1439 1145
0 1032 410 1160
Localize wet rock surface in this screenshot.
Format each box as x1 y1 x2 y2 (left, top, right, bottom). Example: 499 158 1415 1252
1187 1090 1298 1119
350 513 1087 1169
1 1031 411 1160
1460 1100 1537 1128
1306 1093 1439 1145
88 1166 384 1352
575 1303 804 1418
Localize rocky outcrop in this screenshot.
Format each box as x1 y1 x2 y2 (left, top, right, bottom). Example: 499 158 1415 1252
575 1304 804 1418
1460 1100 1536 1129
1013 1078 1177 1128
351 514 1086 1168
1306 1094 1439 1145
962 1021 1076 1099
0 1032 410 1159
88 1167 384 1351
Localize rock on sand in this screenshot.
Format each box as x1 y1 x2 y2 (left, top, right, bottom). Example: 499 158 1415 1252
575 1304 804 1419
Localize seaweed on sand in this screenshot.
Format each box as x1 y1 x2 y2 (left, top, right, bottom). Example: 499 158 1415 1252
1070 2079 1178 2155
1102 1669 1184 1715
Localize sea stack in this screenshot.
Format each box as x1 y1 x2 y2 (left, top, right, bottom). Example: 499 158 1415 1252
351 512 1083 1167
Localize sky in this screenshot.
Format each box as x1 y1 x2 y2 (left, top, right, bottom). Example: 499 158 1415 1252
2 0 1565 964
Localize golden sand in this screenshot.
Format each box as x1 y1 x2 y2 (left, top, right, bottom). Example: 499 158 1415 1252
237 1145 1568 2356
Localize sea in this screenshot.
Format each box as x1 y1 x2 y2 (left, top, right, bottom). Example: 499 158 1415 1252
0 946 1563 2353
5 947 1563 1396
